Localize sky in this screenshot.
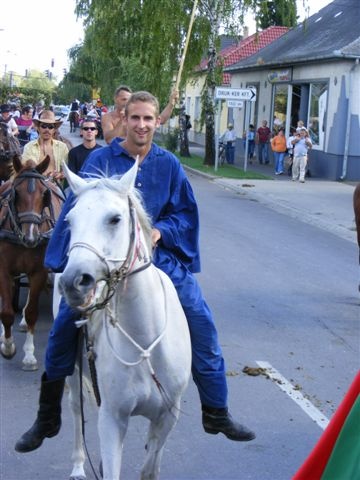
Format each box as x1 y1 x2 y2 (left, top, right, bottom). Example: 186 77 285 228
0 0 332 85
0 0 84 83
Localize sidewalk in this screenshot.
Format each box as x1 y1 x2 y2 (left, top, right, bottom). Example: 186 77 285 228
187 143 357 245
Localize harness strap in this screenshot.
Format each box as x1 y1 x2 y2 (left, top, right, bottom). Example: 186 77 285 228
77 328 101 480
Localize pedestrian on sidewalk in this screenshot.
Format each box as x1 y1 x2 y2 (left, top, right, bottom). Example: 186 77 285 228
270 127 287 175
286 127 296 176
256 120 271 164
221 123 237 164
242 124 256 164
291 127 312 183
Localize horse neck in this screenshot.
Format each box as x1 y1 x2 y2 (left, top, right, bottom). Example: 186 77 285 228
104 265 165 343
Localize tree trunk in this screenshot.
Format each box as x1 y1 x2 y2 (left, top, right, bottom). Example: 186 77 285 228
203 0 220 166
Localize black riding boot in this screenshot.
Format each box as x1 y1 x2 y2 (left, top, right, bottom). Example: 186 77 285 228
202 406 256 442
15 373 65 453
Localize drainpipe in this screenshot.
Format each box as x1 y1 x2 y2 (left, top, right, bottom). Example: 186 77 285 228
341 58 359 180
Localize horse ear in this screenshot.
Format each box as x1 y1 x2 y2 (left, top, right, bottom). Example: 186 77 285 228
62 161 87 195
36 155 51 174
118 156 139 192
13 155 23 173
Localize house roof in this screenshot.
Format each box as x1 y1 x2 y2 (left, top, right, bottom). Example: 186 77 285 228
226 0 360 72
196 26 288 84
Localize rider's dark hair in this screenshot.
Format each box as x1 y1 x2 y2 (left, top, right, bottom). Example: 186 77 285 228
114 85 132 96
22 106 33 115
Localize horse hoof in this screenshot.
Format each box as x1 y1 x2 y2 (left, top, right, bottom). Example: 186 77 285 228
22 362 38 371
0 346 16 360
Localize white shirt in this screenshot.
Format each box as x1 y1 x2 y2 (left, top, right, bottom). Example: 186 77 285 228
222 129 236 143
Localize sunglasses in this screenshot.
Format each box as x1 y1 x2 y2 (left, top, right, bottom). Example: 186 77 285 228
40 124 55 130
82 127 97 131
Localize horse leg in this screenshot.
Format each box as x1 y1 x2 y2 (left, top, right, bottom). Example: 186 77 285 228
18 291 30 332
98 407 128 480
67 373 87 480
21 270 47 371
141 404 180 480
0 273 16 359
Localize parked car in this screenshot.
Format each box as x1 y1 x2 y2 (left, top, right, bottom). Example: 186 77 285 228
53 105 70 119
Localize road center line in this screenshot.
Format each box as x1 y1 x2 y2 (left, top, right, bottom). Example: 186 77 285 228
256 360 329 430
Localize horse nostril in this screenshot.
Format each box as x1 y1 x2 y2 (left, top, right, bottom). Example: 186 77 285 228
74 274 95 289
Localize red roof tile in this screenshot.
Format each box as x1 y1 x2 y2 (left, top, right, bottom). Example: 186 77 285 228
196 26 289 85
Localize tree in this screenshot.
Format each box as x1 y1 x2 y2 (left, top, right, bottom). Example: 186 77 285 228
256 0 297 29
71 0 298 164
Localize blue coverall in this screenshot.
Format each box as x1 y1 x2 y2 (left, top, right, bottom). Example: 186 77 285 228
44 139 228 408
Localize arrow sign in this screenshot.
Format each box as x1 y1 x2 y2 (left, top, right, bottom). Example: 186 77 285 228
215 87 257 102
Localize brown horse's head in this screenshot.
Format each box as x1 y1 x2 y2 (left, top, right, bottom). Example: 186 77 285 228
0 121 22 181
11 156 56 247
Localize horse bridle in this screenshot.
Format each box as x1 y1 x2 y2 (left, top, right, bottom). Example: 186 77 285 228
68 196 151 314
5 169 55 246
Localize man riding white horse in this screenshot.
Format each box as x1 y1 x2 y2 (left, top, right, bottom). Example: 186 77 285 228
15 91 255 454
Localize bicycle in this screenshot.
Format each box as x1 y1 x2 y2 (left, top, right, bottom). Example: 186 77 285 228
218 141 226 166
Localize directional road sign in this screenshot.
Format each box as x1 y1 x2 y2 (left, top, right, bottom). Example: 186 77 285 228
215 87 257 102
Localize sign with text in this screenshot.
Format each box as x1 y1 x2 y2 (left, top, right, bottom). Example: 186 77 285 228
215 87 257 102
227 100 244 108
267 69 292 83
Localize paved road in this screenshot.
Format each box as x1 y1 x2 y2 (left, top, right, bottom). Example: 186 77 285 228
1 124 358 480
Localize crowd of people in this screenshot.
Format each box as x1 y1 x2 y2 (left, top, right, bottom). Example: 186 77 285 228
220 118 312 182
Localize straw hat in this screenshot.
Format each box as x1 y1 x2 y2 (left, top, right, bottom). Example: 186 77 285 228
33 110 63 128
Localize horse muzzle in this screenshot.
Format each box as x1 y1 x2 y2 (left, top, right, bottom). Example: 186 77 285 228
58 268 100 309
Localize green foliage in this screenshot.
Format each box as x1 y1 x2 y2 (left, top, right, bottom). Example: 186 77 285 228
0 83 52 107
256 0 297 29
179 152 271 180
162 128 179 153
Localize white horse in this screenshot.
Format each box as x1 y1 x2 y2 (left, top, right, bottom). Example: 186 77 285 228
58 161 192 480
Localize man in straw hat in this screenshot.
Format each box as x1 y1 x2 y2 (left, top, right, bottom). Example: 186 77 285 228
23 110 69 180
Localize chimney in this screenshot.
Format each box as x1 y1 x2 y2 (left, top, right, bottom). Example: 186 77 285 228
243 26 249 38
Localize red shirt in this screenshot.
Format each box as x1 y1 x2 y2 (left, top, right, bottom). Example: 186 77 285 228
257 126 271 143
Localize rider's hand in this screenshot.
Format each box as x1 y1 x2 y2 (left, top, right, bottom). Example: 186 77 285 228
151 228 161 247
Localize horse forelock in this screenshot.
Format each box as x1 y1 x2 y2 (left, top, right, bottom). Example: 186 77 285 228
74 176 153 255
21 159 38 169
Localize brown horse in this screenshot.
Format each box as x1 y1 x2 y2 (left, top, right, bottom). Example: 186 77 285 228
0 121 22 181
69 111 79 133
0 155 65 370
353 183 360 292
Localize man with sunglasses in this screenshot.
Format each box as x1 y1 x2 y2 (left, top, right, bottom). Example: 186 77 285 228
68 118 102 174
23 110 69 180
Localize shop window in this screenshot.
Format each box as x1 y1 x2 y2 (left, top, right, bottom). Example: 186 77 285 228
273 84 288 133
308 83 327 148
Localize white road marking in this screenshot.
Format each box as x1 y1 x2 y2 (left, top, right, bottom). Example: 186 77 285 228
256 360 329 430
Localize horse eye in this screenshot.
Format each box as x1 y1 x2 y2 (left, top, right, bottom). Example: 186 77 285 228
109 215 121 225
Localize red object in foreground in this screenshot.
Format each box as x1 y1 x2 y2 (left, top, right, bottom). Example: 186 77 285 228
293 371 360 480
